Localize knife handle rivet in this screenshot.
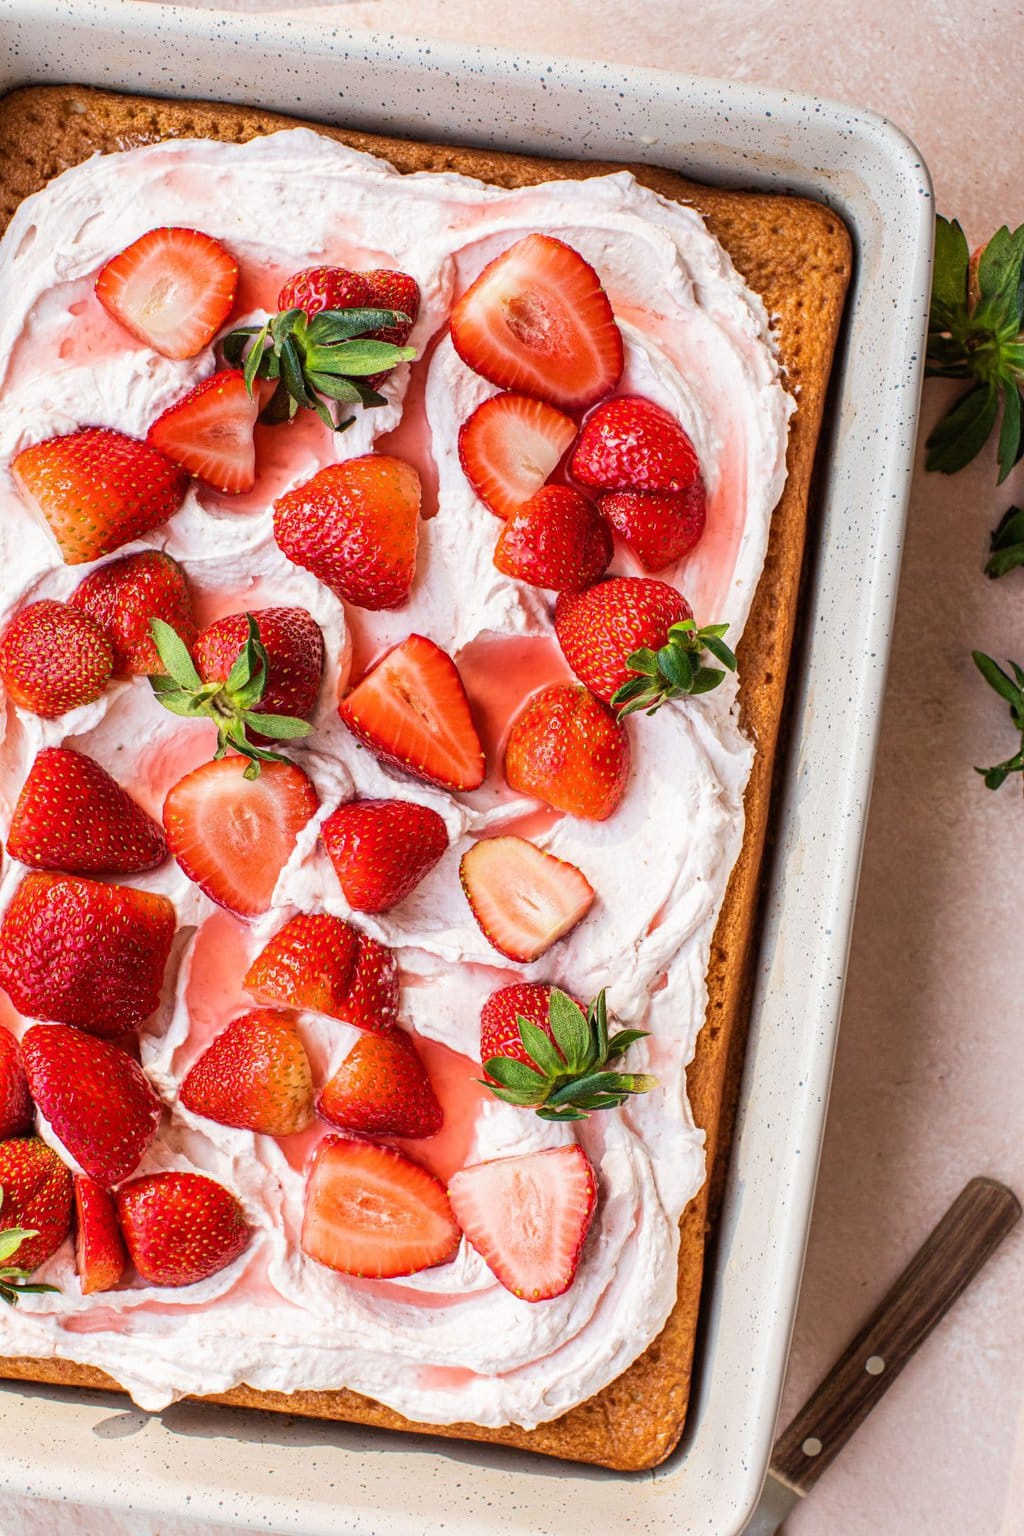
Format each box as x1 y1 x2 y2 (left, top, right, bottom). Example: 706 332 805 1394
865 1355 885 1375
801 1437 823 1457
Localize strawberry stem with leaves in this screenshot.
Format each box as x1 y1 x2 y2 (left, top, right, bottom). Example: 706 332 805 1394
926 216 1024 481
149 616 311 780
221 307 416 432
481 988 657 1123
0 1189 59 1307
611 618 737 719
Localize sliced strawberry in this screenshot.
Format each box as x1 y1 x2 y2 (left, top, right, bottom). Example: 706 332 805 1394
244 914 399 1034
340 933 402 1033
447 1145 597 1301
460 835 594 962
458 393 577 520
116 1171 250 1287
0 1028 33 1140
147 369 257 494
74 1174 127 1294
503 684 630 821
339 634 485 793
0 600 113 718
0 873 176 1036
450 234 623 411
301 1136 459 1279
70 550 195 676
274 455 421 612
0 1136 73 1274
180 1009 314 1136
317 1026 443 1138
570 395 701 493
599 484 707 571
7 747 168 875
95 227 238 360
22 1025 162 1187
322 798 448 914
162 757 319 918
493 485 611 591
12 427 188 565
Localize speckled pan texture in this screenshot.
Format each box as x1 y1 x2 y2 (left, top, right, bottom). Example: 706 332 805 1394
0 5 931 1535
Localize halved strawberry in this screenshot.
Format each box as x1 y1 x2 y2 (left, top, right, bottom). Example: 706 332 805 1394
274 455 420 611
70 550 195 676
116 1171 250 1287
162 757 319 917
301 1136 459 1279
244 914 399 1034
457 393 577 519
74 1174 127 1294
339 635 485 793
0 1136 73 1274
570 396 701 493
0 600 113 718
317 1025 443 1138
22 1025 162 1187
0 873 176 1036
449 234 623 411
447 1145 597 1301
95 227 238 360
7 747 168 875
460 836 595 962
0 1029 33 1140
503 684 630 821
600 484 707 571
147 370 258 494
322 798 448 914
493 485 611 591
12 428 188 565
179 1009 314 1136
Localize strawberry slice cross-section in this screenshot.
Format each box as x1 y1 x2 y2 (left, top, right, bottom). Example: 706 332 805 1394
447 1144 597 1302
457 392 577 520
338 634 485 793
460 835 595 962
147 369 258 494
301 1136 460 1280
95 226 239 360
449 234 623 412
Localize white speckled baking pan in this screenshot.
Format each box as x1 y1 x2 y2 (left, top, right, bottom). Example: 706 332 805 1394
0 3 932 1531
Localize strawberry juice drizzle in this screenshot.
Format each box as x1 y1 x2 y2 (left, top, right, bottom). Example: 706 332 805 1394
177 908 258 1073
393 1035 491 1184
374 330 444 520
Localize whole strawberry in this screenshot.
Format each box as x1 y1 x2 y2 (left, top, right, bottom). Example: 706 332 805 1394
479 982 580 1073
274 454 420 610
554 577 736 713
179 1009 314 1136
22 1025 162 1186
569 395 701 494
279 266 372 315
70 550 195 676
322 798 448 913
116 1171 250 1287
0 1030 33 1140
0 1136 73 1274
600 483 707 571
244 914 399 1034
0 600 113 718
317 1025 443 1138
12 427 188 565
193 607 324 741
0 872 176 1036
503 684 630 820
361 270 421 346
7 747 168 875
493 486 611 591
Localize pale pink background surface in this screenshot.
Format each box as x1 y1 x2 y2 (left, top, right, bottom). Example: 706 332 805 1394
7 2 1024 1533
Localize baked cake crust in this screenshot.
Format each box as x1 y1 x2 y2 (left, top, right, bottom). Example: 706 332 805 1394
0 84 851 1471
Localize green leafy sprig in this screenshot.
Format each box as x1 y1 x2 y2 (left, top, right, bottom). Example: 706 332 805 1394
482 989 657 1123
971 651 1024 790
984 505 1024 578
925 216 1024 481
0 1190 59 1308
221 306 416 432
149 616 311 780
611 618 737 719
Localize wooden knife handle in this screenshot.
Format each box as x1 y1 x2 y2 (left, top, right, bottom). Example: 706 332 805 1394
771 1177 1020 1494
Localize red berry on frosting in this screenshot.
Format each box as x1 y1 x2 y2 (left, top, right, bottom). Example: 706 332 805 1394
503 684 630 820
322 798 448 914
600 483 707 571
7 747 167 876
0 601 113 718
570 395 701 494
493 485 611 591
117 1171 250 1287
317 1026 443 1139
458 392 577 519
70 550 195 677
180 1009 314 1136
460 835 594 963
147 369 258 494
96 227 238 360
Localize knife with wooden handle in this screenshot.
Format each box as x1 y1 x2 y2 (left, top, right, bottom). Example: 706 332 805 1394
744 1177 1020 1535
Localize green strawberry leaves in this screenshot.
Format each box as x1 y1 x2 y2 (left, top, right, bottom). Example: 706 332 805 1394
0 1189 59 1307
481 988 657 1122
221 306 416 432
611 618 738 718
926 215 1024 481
149 616 312 780
972 651 1024 790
